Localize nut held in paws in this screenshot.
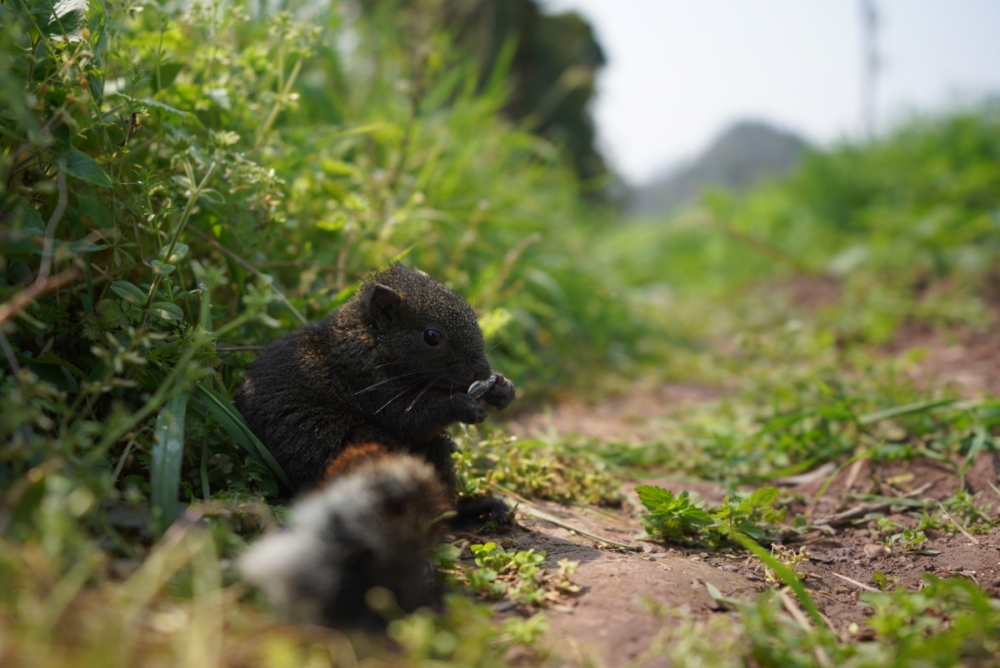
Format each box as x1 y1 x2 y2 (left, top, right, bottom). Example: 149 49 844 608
468 374 497 399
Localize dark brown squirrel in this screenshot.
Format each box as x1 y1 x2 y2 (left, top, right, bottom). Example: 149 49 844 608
235 264 515 627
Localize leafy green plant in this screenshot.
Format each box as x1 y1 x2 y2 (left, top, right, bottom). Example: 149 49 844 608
870 518 933 554
871 571 899 591
387 593 548 666
464 542 579 607
636 485 782 546
860 576 1000 663
635 487 714 543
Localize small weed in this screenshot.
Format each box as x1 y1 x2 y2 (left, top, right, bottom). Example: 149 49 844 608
454 428 621 506
387 594 546 666
635 487 715 543
872 571 900 591
758 545 811 585
637 601 748 668
871 518 931 553
636 485 783 547
463 542 579 608
860 576 1000 662
940 489 997 533
886 526 931 553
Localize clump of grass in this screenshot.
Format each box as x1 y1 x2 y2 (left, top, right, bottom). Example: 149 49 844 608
458 541 580 608
454 427 621 507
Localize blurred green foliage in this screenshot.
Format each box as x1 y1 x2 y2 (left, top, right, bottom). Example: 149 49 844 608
611 105 1000 284
371 0 609 192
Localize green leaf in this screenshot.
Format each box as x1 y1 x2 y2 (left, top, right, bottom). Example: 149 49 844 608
85 0 107 69
151 392 188 530
44 0 85 38
730 530 830 632
152 63 184 93
110 280 147 304
76 192 112 228
63 147 113 188
746 486 780 509
859 399 957 425
139 97 194 120
14 353 87 379
3 195 46 233
158 242 189 263
148 302 184 321
151 260 175 275
635 484 677 512
197 188 225 205
319 158 358 176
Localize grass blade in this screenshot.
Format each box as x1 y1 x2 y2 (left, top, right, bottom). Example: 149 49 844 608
858 398 956 425
151 392 188 531
729 529 829 631
191 382 293 494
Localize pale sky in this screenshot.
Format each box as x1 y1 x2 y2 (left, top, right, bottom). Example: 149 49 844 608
542 1 1000 185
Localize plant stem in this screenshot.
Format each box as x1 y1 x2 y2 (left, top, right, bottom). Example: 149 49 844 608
37 160 68 285
0 268 81 326
254 57 302 150
141 160 218 317
186 227 308 325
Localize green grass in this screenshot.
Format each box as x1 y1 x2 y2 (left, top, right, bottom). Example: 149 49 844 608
2 0 1000 664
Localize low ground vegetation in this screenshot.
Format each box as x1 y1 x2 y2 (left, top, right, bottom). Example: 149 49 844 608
2 0 999 664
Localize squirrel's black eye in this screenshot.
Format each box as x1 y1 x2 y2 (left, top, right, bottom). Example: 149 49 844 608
423 329 444 346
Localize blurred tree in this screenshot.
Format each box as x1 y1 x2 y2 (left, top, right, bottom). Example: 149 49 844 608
490 1 607 193
363 0 609 197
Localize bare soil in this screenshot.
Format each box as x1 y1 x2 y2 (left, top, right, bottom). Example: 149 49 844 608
892 319 1000 398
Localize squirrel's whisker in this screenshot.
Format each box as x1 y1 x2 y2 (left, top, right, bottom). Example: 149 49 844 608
355 370 423 395
405 377 442 413
374 377 428 414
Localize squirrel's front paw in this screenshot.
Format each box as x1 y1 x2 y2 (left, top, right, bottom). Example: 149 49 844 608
452 393 487 424
481 373 515 410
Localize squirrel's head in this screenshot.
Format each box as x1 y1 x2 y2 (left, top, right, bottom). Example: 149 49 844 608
359 264 491 385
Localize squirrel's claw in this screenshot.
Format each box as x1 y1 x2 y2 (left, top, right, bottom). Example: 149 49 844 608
480 373 515 410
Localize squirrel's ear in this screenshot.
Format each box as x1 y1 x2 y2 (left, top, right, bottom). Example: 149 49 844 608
369 283 401 327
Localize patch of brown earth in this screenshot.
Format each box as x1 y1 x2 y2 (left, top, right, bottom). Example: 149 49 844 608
493 452 1000 666
892 319 1000 398
497 289 998 665
485 498 756 667
766 274 843 311
504 383 725 444
784 273 1000 399
710 454 1000 633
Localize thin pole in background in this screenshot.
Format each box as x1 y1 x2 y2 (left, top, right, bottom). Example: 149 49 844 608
861 0 881 139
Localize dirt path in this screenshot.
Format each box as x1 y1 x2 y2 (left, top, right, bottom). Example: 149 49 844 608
496 325 1000 666
492 448 1000 666
499 499 753 666
486 289 1000 666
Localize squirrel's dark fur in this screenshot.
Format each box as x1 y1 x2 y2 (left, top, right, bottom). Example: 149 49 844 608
235 264 514 627
234 264 514 495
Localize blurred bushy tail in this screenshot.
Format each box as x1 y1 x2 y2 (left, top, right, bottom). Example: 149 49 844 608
239 444 448 629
